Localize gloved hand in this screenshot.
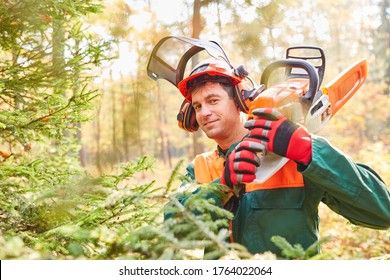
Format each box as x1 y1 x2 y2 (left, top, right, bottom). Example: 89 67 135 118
245 108 312 166
221 139 265 188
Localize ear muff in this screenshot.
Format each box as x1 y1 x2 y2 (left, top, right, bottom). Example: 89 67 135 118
233 79 263 113
234 83 251 113
177 99 199 132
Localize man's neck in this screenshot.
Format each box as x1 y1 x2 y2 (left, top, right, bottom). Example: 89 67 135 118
215 127 248 151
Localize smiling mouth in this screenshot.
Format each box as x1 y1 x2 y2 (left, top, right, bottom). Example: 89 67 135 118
203 120 218 127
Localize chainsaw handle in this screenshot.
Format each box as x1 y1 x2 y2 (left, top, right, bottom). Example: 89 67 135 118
260 59 319 100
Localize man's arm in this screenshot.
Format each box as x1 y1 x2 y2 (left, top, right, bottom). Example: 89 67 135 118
301 136 390 229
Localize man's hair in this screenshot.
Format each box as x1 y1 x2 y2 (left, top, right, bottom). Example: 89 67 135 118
188 74 235 100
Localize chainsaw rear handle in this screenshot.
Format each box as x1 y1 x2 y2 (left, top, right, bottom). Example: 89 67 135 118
260 59 319 101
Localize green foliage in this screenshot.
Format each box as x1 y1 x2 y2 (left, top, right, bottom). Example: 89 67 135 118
0 156 252 260
1 155 388 260
0 0 111 146
0 0 113 258
270 236 333 260
0 0 113 213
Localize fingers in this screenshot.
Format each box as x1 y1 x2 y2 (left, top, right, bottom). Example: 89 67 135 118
244 120 271 143
223 144 263 186
246 128 270 142
236 140 266 153
244 119 271 130
245 108 285 129
233 160 257 175
233 150 261 169
251 108 282 120
245 108 287 146
233 173 257 184
234 140 265 171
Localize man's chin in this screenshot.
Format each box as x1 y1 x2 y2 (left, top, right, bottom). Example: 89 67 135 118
203 128 219 139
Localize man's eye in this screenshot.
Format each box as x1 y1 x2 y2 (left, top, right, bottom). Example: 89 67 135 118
193 104 201 111
210 99 219 104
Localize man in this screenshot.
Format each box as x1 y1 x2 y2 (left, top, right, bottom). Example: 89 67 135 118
166 57 390 256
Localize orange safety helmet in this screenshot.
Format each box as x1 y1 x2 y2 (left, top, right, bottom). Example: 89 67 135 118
178 58 243 101
178 58 258 114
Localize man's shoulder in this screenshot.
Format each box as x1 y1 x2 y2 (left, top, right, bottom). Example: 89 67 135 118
194 149 220 160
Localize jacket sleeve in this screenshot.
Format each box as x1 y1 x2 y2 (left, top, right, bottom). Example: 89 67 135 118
300 135 390 229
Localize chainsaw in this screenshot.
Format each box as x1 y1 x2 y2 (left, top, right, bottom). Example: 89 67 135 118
247 46 367 182
147 36 367 182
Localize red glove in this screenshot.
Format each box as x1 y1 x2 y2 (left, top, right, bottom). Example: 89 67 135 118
245 108 312 166
221 139 265 188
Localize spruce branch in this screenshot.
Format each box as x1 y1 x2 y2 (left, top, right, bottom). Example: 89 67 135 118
169 195 229 256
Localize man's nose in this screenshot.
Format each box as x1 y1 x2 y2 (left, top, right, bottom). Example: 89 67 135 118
199 104 212 117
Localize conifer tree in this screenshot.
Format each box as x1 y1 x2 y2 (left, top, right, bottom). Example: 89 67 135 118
0 0 111 245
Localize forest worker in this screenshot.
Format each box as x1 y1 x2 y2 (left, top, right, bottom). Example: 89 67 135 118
165 57 390 256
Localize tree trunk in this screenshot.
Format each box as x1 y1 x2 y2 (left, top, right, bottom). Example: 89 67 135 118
120 72 130 162
156 82 172 167
110 69 120 163
191 0 205 158
72 39 87 166
95 87 103 175
52 17 65 81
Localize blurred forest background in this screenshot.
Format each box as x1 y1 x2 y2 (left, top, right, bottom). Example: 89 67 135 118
0 0 389 260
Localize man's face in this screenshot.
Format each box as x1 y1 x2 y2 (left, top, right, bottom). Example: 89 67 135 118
191 82 242 142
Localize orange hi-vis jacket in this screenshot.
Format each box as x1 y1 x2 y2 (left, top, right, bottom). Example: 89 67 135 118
164 136 390 256
193 149 304 192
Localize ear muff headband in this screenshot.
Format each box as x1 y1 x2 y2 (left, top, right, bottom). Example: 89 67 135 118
234 83 251 113
234 79 262 114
